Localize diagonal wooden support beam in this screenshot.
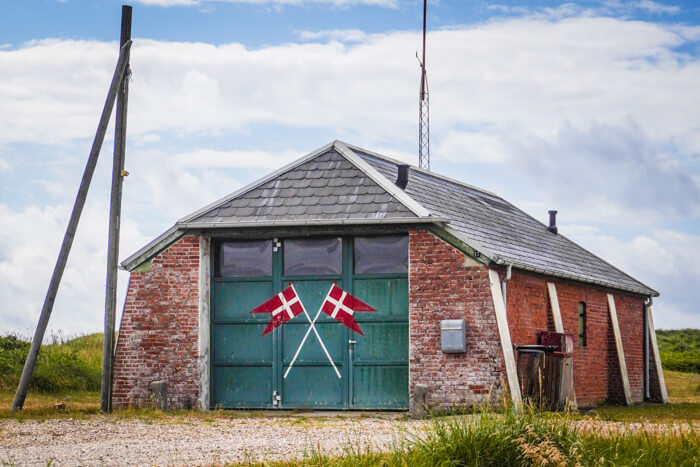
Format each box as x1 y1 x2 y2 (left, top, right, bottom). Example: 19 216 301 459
12 39 133 411
488 269 522 410
607 293 632 405
546 282 577 410
646 304 668 403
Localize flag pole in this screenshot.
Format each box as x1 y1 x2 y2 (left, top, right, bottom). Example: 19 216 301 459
284 284 340 379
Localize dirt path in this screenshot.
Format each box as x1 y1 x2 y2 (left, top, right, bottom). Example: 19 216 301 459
0 415 426 466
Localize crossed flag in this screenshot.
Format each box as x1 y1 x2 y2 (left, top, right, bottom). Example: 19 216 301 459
249 282 375 379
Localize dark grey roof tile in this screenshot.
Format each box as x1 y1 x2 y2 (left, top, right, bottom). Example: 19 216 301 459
282 197 302 207
310 178 329 188
301 197 319 206
319 195 338 205
359 149 656 296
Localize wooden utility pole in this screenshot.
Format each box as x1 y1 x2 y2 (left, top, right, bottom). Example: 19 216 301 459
12 38 133 411
102 4 132 413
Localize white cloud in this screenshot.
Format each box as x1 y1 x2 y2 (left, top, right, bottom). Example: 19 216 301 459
504 122 700 224
298 29 367 42
633 1 680 14
561 225 700 329
0 202 149 336
172 148 300 169
2 12 700 332
0 157 10 173
435 131 509 163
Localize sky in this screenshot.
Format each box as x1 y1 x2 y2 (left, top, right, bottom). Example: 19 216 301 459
1 0 699 337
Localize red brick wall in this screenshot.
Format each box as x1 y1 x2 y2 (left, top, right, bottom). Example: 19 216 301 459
112 236 200 409
408 230 506 410
505 270 648 405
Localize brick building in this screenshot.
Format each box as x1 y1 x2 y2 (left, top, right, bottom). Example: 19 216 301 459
113 141 667 411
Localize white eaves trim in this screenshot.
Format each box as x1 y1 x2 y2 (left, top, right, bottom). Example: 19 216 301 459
120 225 184 271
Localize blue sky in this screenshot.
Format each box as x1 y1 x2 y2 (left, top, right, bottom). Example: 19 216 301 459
1 0 699 336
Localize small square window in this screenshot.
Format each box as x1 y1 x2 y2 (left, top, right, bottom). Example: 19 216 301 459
216 240 272 277
284 238 342 276
354 235 408 274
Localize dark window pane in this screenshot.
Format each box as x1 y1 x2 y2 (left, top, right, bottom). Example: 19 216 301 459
284 238 342 276
354 236 408 274
218 240 272 277
578 302 586 347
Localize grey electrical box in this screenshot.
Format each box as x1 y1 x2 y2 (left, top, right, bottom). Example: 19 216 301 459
441 319 466 353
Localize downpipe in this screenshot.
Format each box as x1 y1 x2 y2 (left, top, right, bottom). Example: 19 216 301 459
644 296 652 400
501 264 513 309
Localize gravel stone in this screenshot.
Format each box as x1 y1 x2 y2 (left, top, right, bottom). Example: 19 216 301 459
0 415 427 466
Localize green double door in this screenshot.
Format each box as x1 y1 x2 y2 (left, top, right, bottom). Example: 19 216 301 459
211 236 409 409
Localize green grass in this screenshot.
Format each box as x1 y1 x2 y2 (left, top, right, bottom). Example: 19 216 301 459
0 332 103 393
241 409 700 467
657 329 700 374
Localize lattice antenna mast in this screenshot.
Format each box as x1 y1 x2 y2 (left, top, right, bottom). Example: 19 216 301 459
418 0 430 170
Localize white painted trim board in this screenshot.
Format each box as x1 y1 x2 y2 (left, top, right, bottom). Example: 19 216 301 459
488 269 522 409
607 294 633 405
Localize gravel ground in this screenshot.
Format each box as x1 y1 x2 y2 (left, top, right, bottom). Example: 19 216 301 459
0 414 427 466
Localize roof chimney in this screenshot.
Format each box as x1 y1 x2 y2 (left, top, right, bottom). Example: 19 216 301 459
548 210 558 235
396 164 410 190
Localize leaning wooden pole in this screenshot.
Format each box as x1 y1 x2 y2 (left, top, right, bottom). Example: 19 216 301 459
101 4 132 414
12 39 133 411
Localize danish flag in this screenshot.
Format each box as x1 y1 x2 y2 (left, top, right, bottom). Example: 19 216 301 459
320 283 375 335
250 284 304 336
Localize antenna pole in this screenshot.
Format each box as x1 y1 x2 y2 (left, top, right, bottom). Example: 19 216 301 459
418 0 430 170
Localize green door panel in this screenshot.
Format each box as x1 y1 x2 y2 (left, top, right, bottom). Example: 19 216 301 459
279 279 345 407
282 321 344 364
284 279 342 322
282 366 345 407
211 238 409 410
353 278 408 320
212 281 274 321
351 366 409 409
352 323 408 363
212 324 272 363
212 366 273 408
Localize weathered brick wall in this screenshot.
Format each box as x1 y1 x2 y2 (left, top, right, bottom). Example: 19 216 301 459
505 270 649 406
112 236 200 409
408 230 506 410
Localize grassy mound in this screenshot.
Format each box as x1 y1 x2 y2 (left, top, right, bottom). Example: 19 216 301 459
0 333 103 393
657 329 700 374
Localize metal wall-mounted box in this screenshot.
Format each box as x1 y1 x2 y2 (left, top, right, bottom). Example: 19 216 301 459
440 319 466 353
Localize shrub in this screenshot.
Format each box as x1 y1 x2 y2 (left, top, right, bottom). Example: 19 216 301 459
0 333 103 392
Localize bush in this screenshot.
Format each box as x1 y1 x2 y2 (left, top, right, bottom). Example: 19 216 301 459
0 333 103 393
660 351 700 374
656 329 700 374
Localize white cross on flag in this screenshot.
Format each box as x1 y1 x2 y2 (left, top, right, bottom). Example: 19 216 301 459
250 284 304 336
320 283 375 335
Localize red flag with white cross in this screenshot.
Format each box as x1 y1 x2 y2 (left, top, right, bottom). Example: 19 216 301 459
250 284 304 336
319 283 375 335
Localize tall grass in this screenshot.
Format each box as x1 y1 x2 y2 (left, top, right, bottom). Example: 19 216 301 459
0 332 103 393
261 408 700 466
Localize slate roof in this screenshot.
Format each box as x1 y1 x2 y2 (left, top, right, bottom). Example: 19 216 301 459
122 141 657 297
183 149 417 225
349 144 657 297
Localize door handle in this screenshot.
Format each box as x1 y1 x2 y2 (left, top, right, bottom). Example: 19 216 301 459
349 340 357 345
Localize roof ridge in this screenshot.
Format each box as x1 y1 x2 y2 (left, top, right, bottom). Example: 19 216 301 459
486 194 659 296
341 141 500 199
177 141 336 224
333 141 433 219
